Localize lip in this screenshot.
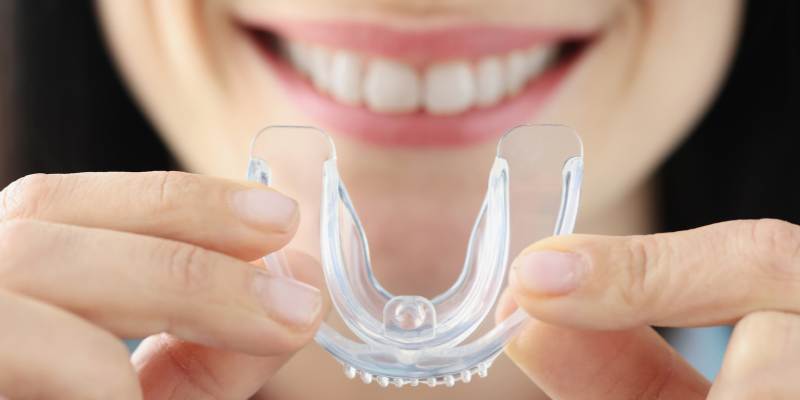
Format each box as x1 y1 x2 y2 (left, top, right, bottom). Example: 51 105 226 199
241 18 585 64
242 21 592 147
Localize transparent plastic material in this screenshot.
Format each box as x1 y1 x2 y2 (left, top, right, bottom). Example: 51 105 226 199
247 124 583 388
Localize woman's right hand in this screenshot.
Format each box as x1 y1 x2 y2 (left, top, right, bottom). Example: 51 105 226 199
0 171 325 400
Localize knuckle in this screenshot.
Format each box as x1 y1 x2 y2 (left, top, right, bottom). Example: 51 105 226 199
614 234 666 313
0 173 60 220
161 340 227 400
743 219 800 279
146 171 195 214
162 242 213 294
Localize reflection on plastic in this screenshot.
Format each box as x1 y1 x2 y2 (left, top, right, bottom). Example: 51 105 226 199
247 125 583 387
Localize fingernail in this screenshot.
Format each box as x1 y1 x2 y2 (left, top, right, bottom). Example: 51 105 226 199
512 251 587 295
252 273 321 329
231 188 298 229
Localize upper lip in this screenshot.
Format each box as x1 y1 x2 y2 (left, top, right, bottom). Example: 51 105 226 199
238 18 593 63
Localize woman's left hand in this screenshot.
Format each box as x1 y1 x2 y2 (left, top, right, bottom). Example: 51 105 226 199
503 218 800 399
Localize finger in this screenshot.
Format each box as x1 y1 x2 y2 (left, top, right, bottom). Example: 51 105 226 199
496 291 710 400
0 219 323 355
134 251 328 400
709 311 800 399
134 335 291 400
0 171 298 260
0 289 141 400
507 324 710 400
508 219 800 329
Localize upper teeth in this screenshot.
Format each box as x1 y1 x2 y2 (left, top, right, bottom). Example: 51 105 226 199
283 41 556 115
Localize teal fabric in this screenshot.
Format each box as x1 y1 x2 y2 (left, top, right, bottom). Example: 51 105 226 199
125 339 142 353
668 326 731 380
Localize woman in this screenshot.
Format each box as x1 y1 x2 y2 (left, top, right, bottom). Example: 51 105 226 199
1 0 798 399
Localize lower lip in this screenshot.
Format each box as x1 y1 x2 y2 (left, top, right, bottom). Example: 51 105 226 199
252 38 582 148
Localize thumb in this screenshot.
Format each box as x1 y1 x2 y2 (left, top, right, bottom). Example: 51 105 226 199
508 219 800 329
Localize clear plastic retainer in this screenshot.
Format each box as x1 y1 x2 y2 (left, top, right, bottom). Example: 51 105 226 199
247 124 583 388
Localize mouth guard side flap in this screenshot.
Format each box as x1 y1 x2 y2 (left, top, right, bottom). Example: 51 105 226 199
247 124 583 387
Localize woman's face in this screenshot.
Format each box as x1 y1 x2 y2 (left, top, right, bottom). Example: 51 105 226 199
95 0 741 284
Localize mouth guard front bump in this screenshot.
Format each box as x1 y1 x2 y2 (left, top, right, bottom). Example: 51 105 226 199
247 125 583 388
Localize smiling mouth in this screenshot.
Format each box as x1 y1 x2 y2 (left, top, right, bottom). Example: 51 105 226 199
242 19 594 147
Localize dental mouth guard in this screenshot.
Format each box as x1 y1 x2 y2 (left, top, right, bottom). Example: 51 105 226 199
247 124 583 388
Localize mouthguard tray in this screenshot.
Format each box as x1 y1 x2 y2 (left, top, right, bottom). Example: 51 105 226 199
247 124 583 387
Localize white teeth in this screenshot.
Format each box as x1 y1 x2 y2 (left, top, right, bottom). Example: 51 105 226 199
505 50 529 95
329 51 363 105
475 56 505 107
524 46 556 82
281 40 558 115
309 46 331 92
424 61 476 115
505 45 554 96
363 58 420 114
285 42 310 76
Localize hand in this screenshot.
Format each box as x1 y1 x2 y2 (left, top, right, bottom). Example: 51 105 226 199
502 219 800 399
0 172 325 400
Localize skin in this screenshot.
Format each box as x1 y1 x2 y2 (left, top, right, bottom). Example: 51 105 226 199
4 0 798 399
